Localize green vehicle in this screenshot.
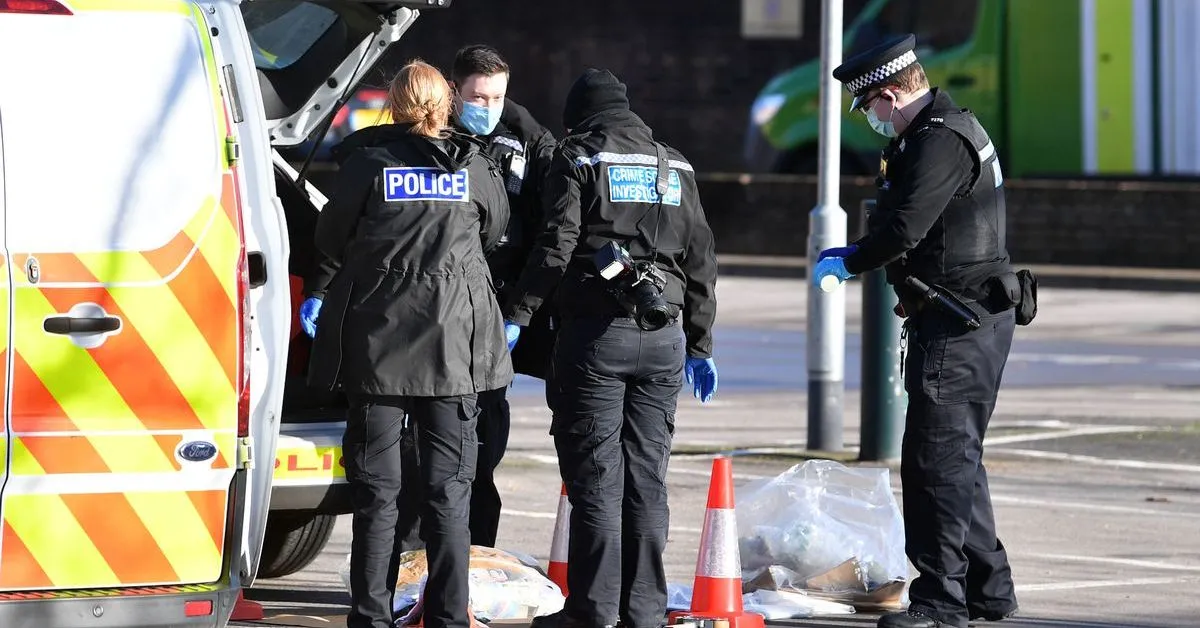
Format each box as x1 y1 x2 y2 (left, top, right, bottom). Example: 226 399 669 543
745 0 1197 178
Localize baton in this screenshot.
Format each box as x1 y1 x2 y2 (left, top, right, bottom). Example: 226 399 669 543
904 276 982 330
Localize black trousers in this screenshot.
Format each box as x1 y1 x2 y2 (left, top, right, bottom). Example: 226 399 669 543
343 394 479 628
397 386 511 550
901 308 1019 628
548 317 683 628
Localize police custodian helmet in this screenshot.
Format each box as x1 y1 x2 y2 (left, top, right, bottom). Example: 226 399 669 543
832 33 918 112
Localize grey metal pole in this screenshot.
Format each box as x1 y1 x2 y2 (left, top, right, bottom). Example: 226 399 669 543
807 0 847 452
858 200 905 462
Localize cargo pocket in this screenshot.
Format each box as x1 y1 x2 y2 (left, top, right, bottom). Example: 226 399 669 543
456 395 480 483
659 412 676 481
550 414 601 490
903 404 971 487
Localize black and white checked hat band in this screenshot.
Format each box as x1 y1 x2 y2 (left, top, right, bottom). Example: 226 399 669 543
845 50 917 94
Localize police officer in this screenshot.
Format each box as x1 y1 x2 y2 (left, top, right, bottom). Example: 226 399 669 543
506 69 719 628
307 60 513 628
815 35 1021 628
445 44 558 548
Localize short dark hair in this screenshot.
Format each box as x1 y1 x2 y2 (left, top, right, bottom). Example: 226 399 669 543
451 45 510 84
889 62 929 93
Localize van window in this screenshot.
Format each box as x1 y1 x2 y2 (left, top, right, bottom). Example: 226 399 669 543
0 11 220 255
243 2 339 70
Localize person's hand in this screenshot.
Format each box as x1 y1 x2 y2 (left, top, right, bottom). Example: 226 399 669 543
817 244 858 261
299 297 322 339
685 356 718 403
504 321 522 351
813 257 854 291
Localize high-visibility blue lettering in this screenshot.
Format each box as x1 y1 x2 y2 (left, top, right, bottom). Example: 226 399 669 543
383 167 470 202
606 166 682 206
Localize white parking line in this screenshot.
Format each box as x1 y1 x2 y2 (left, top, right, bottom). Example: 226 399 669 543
1038 553 1200 573
1016 576 1192 593
989 495 1200 520
989 448 1200 474
983 425 1164 446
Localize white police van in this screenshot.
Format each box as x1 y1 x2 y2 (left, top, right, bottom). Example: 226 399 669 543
0 0 449 625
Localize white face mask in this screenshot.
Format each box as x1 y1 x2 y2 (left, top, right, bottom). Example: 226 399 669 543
866 103 898 138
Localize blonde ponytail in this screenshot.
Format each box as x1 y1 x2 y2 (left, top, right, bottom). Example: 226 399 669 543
387 60 451 138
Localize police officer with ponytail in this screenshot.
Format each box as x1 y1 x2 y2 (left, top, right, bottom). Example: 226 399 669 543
814 34 1028 628
308 60 512 628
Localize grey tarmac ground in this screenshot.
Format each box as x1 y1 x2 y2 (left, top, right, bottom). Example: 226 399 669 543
235 273 1200 628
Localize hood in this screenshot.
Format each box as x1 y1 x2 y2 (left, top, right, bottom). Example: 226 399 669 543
562 68 630 130
501 98 552 142
331 123 483 171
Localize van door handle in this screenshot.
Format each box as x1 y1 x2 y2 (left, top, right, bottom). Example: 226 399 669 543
44 315 122 335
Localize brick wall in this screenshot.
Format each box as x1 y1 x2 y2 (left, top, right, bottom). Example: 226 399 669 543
696 175 1200 268
382 0 873 172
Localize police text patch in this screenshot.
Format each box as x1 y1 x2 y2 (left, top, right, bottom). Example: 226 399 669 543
383 167 470 203
607 166 682 206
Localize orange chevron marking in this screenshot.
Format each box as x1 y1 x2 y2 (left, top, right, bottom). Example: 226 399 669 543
10 352 73 434
13 436 109 475
36 284 206 432
60 493 179 585
0 522 53 589
154 230 238 391
188 490 228 554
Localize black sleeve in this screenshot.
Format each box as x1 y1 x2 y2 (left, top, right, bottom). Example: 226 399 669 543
314 152 377 264
305 252 341 299
843 128 970 275
518 130 558 232
502 149 584 326
681 184 718 359
476 155 511 256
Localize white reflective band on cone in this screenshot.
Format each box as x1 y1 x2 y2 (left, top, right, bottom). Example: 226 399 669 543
696 508 741 578
551 493 571 561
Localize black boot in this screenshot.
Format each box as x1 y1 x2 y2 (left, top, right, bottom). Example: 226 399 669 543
969 605 1019 624
878 610 945 628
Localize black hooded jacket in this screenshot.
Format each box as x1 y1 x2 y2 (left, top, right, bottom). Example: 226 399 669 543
503 70 719 358
307 124 514 397
454 99 557 298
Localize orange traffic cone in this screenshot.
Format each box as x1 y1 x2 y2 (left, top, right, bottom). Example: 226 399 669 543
548 482 571 597
668 457 763 628
230 589 264 621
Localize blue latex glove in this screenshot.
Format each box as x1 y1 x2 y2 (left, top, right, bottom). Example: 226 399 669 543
299 297 322 339
813 257 855 289
818 244 858 261
504 321 522 351
685 356 718 403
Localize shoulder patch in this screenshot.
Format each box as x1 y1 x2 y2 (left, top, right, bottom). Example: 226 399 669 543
492 135 524 153
382 167 470 203
606 165 682 206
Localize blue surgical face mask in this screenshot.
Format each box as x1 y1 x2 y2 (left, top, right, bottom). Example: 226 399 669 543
460 100 503 136
867 106 898 138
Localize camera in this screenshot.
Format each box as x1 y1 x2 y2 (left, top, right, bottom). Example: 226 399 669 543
594 242 673 331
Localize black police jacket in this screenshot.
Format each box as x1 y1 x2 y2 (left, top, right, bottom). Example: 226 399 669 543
476 99 558 294
503 109 719 358
307 123 514 397
844 89 1012 304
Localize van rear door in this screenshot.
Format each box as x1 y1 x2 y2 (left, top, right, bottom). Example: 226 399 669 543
0 0 242 600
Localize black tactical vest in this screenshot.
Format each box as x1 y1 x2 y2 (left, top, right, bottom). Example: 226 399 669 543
877 104 1011 301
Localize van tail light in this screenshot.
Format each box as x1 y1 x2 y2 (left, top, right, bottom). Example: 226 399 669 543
236 247 252 437
0 0 72 14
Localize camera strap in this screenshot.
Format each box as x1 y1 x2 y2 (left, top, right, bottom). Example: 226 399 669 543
647 142 669 263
